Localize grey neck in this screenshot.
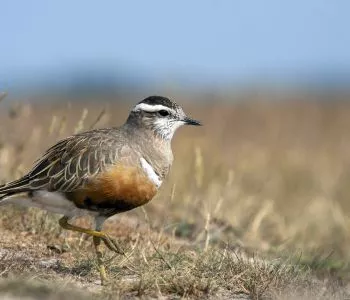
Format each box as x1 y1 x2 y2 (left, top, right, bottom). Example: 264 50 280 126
121 121 173 178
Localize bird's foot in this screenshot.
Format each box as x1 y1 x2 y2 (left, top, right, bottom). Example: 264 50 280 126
101 234 124 255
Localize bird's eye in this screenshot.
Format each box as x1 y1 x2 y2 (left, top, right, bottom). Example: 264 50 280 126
158 110 169 117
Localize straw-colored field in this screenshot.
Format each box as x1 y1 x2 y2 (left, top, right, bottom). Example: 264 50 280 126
0 93 350 299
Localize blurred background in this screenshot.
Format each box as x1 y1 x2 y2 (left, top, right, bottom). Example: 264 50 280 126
2 0 350 97
1 0 350 266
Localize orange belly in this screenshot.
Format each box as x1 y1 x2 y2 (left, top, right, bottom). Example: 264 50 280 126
68 164 158 213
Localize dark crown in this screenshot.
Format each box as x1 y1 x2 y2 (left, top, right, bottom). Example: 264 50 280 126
139 96 179 110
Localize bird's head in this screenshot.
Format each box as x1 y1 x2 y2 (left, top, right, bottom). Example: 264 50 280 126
126 96 201 140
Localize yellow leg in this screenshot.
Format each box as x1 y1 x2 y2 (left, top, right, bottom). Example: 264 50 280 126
93 236 108 285
58 216 123 253
59 216 124 285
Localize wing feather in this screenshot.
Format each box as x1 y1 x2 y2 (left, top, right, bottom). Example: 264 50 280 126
0 128 128 194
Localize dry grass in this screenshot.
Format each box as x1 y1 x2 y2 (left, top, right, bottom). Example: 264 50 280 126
0 93 350 299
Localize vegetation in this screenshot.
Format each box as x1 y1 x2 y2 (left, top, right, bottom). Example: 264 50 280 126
0 93 350 299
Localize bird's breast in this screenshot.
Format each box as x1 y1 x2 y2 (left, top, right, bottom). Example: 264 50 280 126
68 164 159 213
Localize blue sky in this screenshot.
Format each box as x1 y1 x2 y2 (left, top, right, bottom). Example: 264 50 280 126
1 0 350 88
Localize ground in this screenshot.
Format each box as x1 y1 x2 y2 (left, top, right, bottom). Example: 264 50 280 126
1 93 350 299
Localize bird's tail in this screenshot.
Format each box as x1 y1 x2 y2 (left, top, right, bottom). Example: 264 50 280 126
0 190 23 204
0 176 31 204
0 193 10 203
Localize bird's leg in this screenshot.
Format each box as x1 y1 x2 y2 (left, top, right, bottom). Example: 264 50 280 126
59 216 124 285
93 216 108 285
58 216 122 253
93 235 108 285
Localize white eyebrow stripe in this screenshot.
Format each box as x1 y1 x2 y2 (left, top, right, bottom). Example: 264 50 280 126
133 103 171 113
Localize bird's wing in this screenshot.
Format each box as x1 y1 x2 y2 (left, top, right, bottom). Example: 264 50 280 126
0 128 127 195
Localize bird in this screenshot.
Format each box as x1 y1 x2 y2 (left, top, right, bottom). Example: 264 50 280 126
0 95 201 284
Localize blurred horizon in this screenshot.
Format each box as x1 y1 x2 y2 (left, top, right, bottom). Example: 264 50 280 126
1 1 350 96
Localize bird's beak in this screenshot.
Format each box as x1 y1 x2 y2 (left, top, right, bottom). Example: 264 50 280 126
183 117 202 126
